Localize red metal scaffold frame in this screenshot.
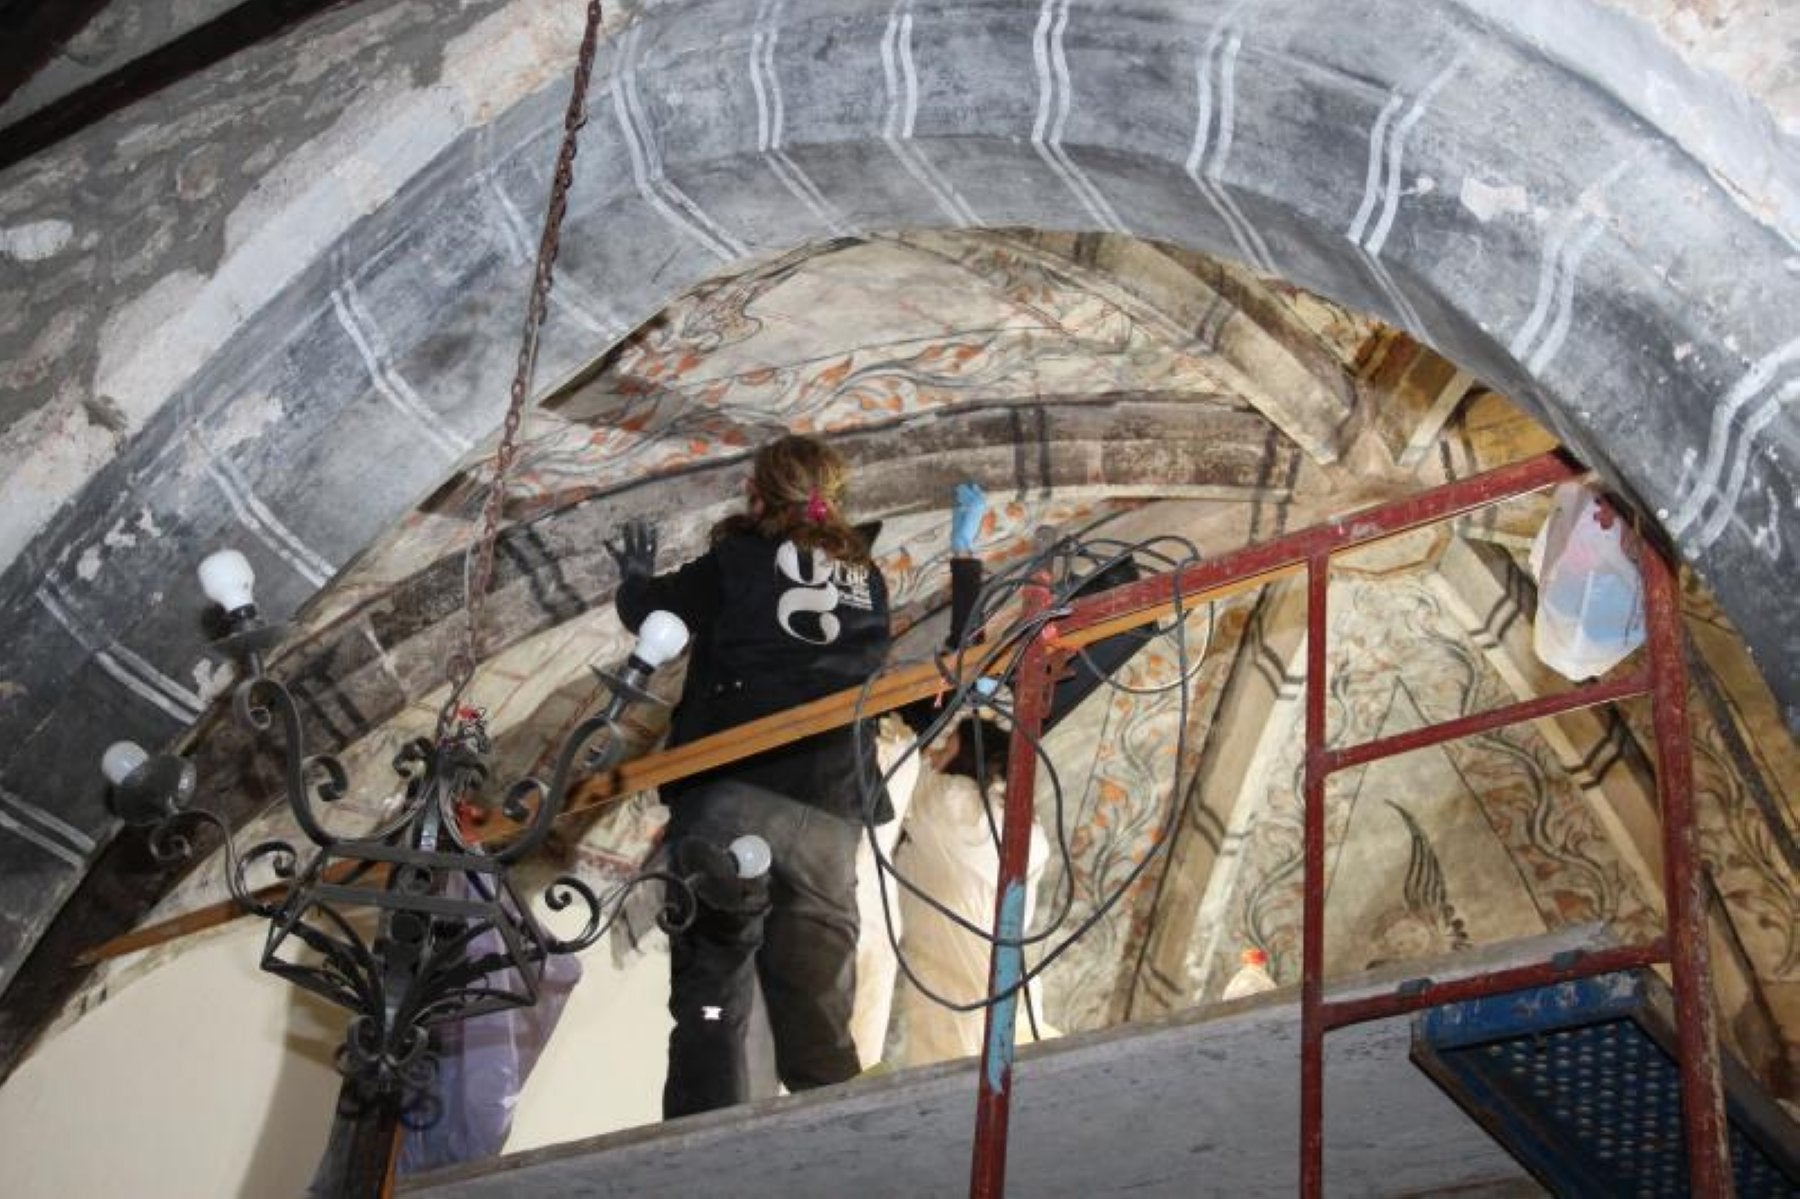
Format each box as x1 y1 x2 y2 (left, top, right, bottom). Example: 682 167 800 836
967 450 1733 1198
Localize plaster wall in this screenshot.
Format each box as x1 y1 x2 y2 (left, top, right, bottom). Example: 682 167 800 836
0 917 672 1198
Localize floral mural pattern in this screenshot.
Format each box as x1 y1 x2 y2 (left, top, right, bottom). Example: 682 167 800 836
1198 577 1661 997
341 230 1234 580
1032 595 1255 1032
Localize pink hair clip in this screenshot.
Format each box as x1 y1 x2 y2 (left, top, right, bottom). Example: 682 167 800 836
804 488 829 523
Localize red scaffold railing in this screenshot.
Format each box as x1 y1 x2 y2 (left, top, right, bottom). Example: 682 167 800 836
967 450 1732 1198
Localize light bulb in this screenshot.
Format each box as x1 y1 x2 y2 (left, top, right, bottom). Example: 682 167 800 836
633 610 690 669
728 833 772 880
198 549 257 611
101 741 150 786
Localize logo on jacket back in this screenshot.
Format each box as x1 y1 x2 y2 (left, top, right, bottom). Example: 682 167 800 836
774 542 874 644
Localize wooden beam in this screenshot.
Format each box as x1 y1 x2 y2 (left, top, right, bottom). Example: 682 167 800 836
1366 336 1474 469
79 562 1295 968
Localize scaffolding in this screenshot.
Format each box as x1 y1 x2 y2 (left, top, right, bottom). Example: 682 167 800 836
77 450 1734 1197
966 450 1731 1198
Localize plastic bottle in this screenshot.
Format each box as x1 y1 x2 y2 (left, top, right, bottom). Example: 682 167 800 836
1221 946 1278 999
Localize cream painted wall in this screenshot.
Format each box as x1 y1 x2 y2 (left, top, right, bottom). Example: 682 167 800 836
0 922 342 1199
501 939 671 1155
0 921 674 1197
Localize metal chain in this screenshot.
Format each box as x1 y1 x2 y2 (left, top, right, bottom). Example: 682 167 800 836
437 0 608 741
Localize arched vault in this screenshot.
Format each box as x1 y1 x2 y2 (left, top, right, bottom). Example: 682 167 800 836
1 0 1797 1073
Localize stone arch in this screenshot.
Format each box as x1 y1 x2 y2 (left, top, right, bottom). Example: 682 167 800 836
3 0 1796 999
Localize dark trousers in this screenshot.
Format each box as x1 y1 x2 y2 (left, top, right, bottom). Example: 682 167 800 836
663 780 863 1119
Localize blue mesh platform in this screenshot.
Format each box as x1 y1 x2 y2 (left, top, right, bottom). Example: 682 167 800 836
1412 970 1800 1197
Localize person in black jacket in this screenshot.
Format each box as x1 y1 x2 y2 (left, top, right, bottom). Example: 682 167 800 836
610 433 892 1118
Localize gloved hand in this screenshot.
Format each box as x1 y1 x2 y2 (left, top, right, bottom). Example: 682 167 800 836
950 480 987 555
604 518 658 582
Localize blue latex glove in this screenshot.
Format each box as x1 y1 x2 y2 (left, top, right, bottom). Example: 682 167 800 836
950 481 987 554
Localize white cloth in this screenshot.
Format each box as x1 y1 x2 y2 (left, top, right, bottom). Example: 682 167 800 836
849 716 921 1066
893 770 1052 1065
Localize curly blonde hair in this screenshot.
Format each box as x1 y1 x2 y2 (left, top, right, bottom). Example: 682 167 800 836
712 433 872 563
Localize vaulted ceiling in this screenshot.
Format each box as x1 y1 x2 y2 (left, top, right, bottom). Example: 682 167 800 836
2 0 1797 1122
58 227 1797 1109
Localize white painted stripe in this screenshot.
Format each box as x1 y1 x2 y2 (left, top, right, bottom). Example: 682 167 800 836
482 169 619 337
1508 218 1574 361
330 286 469 459
1365 53 1464 256
611 24 745 261
1358 245 1428 336
1211 32 1241 176
39 580 203 713
1185 27 1222 178
881 6 906 141
1669 332 1800 535
752 4 851 236
880 3 980 227
1509 159 1632 368
108 641 203 711
200 454 332 588
1349 94 1404 246
0 808 84 870
95 652 196 722
1045 0 1125 230
621 24 749 259
751 2 775 151
1199 32 1275 272
0 790 95 853
33 583 97 653
1525 219 1604 373
1031 0 1126 233
898 10 920 140
341 279 466 448
1206 179 1276 273
216 457 335 582
1694 374 1800 548
34 587 198 724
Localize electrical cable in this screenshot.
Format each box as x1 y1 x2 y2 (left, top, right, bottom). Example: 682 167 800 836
847 526 1210 1023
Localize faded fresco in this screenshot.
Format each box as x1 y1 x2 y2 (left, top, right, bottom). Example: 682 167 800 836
79 227 1800 1109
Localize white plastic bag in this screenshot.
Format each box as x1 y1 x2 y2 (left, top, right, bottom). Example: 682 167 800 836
1528 481 1646 681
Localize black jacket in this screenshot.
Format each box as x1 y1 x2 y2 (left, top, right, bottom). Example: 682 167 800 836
616 531 894 822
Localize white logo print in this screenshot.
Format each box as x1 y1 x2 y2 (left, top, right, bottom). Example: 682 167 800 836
775 541 841 644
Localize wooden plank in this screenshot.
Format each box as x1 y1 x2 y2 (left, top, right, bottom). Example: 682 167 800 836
77 558 1317 967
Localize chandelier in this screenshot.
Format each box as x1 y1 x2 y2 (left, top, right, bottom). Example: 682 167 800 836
83 1 769 1193
99 553 704 1103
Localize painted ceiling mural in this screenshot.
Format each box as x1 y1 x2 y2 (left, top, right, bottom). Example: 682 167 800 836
58 229 1800 1121
1197 576 1664 995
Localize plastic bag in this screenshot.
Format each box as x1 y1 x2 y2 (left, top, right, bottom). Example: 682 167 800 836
1528 481 1646 681
396 910 582 1174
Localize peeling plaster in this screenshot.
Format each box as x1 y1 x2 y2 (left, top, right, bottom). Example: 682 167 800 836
1457 0 1800 246
0 0 579 576
91 270 209 430
205 392 287 454
0 396 130 568
441 0 589 123
1459 177 1531 223
0 220 74 262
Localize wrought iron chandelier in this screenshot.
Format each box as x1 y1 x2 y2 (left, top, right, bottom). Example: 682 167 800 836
98 565 703 1106
87 0 764 1188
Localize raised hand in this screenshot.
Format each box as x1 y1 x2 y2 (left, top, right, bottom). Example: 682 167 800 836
604 518 659 582
950 480 987 555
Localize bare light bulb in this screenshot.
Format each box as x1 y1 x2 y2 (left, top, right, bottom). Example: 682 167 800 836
633 610 690 669
198 549 257 612
101 740 150 786
728 833 772 880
